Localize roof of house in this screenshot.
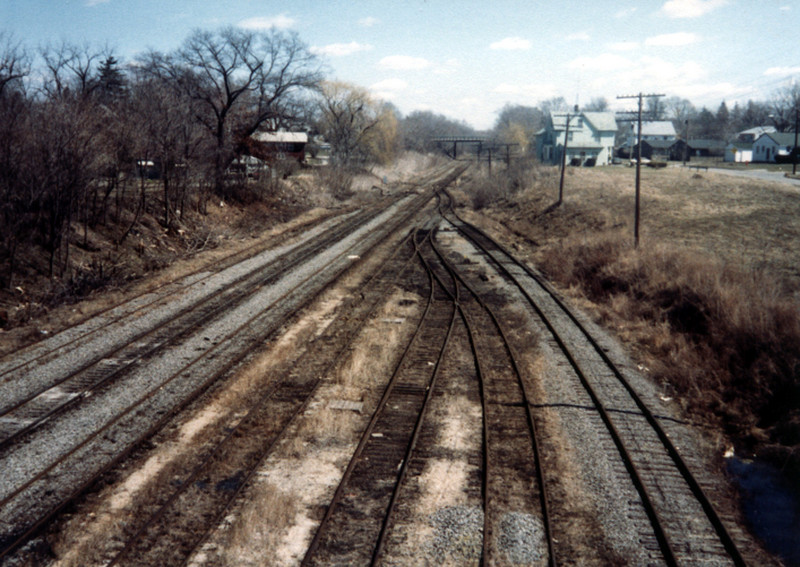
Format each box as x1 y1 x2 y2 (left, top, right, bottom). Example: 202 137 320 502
550 111 617 132
253 131 308 144
640 139 679 150
755 132 798 147
634 121 677 137
726 141 754 150
738 125 776 137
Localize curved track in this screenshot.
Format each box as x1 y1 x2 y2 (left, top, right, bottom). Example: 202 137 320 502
0 162 764 565
440 189 748 566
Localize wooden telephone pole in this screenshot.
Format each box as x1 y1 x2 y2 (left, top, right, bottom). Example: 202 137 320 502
616 92 665 248
558 107 578 206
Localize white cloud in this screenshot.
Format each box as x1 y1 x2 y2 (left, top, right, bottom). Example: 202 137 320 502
432 58 461 76
370 78 408 101
238 14 296 30
609 41 640 51
311 42 372 57
780 5 791 11
645 32 700 46
371 78 408 91
660 0 728 18
615 7 638 18
358 16 380 27
379 55 431 70
85 0 109 5
764 66 800 77
489 37 531 51
567 32 591 42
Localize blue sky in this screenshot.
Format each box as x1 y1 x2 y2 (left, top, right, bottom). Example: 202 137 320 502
2 0 799 129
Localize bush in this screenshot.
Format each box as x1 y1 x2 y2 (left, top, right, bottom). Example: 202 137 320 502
538 236 800 450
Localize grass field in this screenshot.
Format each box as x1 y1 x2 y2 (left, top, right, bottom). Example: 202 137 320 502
461 162 800 483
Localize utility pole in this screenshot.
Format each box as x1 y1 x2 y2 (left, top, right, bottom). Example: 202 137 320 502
793 106 798 176
617 92 665 248
558 109 575 206
683 119 689 166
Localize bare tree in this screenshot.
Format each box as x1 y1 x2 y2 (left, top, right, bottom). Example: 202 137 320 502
399 110 475 153
316 81 397 166
159 27 322 196
770 81 800 133
583 97 610 111
0 32 30 98
0 33 32 287
39 41 104 100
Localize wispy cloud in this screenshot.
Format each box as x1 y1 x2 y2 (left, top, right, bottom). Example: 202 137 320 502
660 0 728 19
238 14 296 30
645 32 700 46
567 32 591 42
371 78 408 91
489 37 531 51
370 78 408 101
311 42 372 57
615 7 638 18
764 66 800 76
85 0 110 6
379 55 431 70
358 16 380 27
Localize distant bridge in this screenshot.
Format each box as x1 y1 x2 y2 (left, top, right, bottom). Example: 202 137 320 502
430 136 519 164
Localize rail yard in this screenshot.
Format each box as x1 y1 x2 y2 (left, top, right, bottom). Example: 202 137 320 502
0 163 781 566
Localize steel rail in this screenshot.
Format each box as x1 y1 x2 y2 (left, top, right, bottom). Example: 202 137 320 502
442 189 746 566
369 227 459 566
427 216 556 567
0 209 345 376
0 206 387 452
0 190 436 561
300 227 443 566
104 230 423 567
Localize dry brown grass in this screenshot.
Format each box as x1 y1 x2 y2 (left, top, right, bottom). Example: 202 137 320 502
466 162 800 478
223 481 298 567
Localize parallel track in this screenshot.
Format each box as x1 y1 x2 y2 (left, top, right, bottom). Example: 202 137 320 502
0 163 466 560
440 189 747 566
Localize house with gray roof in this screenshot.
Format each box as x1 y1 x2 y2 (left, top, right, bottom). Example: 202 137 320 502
752 132 798 163
537 111 618 166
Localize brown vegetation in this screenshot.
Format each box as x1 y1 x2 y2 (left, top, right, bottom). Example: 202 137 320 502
460 162 800 481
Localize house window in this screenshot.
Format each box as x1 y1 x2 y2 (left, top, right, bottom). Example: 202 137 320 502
577 118 583 128
568 132 574 142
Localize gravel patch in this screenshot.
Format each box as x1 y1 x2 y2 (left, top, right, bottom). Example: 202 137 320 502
427 505 483 563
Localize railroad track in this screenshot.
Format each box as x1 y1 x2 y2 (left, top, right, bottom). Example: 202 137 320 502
438 189 750 566
301 216 554 566
100 228 431 567
0 162 466 561
0 161 763 565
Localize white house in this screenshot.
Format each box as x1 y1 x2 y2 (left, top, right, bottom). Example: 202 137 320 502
735 125 776 143
537 111 618 166
752 132 797 162
628 121 677 144
724 142 753 163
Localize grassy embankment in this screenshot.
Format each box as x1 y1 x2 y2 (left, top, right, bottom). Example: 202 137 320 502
461 162 800 479
0 153 439 355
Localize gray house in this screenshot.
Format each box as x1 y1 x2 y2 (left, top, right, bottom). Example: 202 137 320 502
752 132 798 163
537 111 618 166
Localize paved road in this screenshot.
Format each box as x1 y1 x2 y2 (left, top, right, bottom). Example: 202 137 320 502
703 166 800 187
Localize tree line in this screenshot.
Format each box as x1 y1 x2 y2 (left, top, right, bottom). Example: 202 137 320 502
0 28 475 290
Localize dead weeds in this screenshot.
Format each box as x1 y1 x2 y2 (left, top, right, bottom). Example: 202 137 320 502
465 163 800 482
